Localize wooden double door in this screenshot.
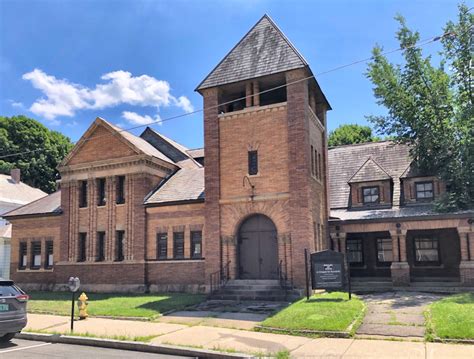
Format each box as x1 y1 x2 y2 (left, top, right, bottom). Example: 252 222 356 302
238 214 278 279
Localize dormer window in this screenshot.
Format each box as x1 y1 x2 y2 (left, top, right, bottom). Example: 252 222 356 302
415 181 434 201
362 186 379 204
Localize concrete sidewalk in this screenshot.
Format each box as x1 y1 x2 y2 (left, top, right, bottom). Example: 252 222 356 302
25 314 474 358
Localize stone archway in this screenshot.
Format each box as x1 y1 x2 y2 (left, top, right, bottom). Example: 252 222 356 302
238 214 278 279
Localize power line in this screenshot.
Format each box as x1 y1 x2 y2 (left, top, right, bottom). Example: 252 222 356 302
0 28 458 160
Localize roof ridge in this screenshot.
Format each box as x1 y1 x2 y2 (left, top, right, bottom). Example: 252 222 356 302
328 140 395 150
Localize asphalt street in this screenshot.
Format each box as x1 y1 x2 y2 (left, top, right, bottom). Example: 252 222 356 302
0 338 193 358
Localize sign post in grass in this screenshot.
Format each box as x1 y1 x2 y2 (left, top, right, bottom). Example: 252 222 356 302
308 249 351 300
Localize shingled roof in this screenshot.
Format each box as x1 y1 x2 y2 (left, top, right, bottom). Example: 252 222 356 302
145 168 204 205
3 191 62 218
348 158 391 183
329 141 412 209
196 15 307 91
0 174 46 206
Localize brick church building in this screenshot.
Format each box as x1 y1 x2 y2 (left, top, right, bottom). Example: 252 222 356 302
5 15 473 294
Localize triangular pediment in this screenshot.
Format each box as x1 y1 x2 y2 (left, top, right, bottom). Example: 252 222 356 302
196 14 307 91
60 118 174 167
348 157 391 184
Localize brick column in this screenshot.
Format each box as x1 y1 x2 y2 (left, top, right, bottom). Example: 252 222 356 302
458 227 474 285
390 230 410 286
202 87 221 291
245 82 253 107
286 68 312 288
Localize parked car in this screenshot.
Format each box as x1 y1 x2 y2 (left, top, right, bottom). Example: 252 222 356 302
0 279 28 342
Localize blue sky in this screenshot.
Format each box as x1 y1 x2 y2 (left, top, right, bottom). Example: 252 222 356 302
0 0 464 149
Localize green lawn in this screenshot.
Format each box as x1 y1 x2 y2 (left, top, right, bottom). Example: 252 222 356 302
261 292 364 333
27 291 205 319
428 292 474 340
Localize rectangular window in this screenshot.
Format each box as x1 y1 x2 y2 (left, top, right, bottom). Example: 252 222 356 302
97 178 106 206
191 231 202 259
346 239 363 265
116 230 124 261
78 233 87 262
173 232 185 259
315 150 319 178
97 232 105 262
45 241 54 268
414 237 440 264
248 150 258 175
363 186 379 204
31 242 41 269
79 180 88 208
318 152 322 180
376 238 393 264
157 233 168 260
19 242 27 269
311 146 315 176
116 176 125 204
415 181 434 201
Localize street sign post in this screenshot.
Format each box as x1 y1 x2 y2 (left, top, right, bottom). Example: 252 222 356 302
68 277 80 331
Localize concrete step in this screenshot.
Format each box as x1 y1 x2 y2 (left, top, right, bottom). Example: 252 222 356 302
227 279 280 285
212 293 289 301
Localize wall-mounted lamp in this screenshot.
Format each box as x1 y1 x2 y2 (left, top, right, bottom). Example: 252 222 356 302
242 175 256 201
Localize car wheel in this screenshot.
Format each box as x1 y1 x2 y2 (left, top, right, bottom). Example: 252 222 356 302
0 333 16 343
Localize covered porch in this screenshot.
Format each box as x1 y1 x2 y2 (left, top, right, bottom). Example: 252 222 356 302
329 215 474 291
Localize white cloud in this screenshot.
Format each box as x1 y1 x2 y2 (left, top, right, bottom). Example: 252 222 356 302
122 111 161 126
10 101 24 109
22 68 193 122
174 96 194 113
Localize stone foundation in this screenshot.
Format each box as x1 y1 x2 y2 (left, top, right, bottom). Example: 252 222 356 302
391 262 410 286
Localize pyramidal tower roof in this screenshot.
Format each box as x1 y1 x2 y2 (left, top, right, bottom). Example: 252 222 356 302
196 14 308 91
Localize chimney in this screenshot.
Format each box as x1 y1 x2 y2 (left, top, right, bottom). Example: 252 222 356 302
10 168 21 184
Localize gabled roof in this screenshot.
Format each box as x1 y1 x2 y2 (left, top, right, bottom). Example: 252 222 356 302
0 174 46 206
400 161 432 178
140 127 201 169
3 191 61 218
145 167 204 205
187 148 204 159
196 14 308 91
60 118 175 167
348 157 391 183
328 141 412 209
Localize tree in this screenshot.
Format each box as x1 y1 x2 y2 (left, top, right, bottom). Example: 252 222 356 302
328 124 380 147
366 3 473 211
0 116 74 193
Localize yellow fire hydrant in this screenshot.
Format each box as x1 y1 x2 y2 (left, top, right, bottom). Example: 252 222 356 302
77 292 89 320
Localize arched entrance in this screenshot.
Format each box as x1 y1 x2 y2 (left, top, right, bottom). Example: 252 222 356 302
238 214 278 279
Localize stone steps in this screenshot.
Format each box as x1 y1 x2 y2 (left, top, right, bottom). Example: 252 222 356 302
210 279 298 301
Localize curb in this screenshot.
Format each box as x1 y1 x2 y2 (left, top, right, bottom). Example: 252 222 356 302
16 332 253 359
432 337 474 345
255 325 350 338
